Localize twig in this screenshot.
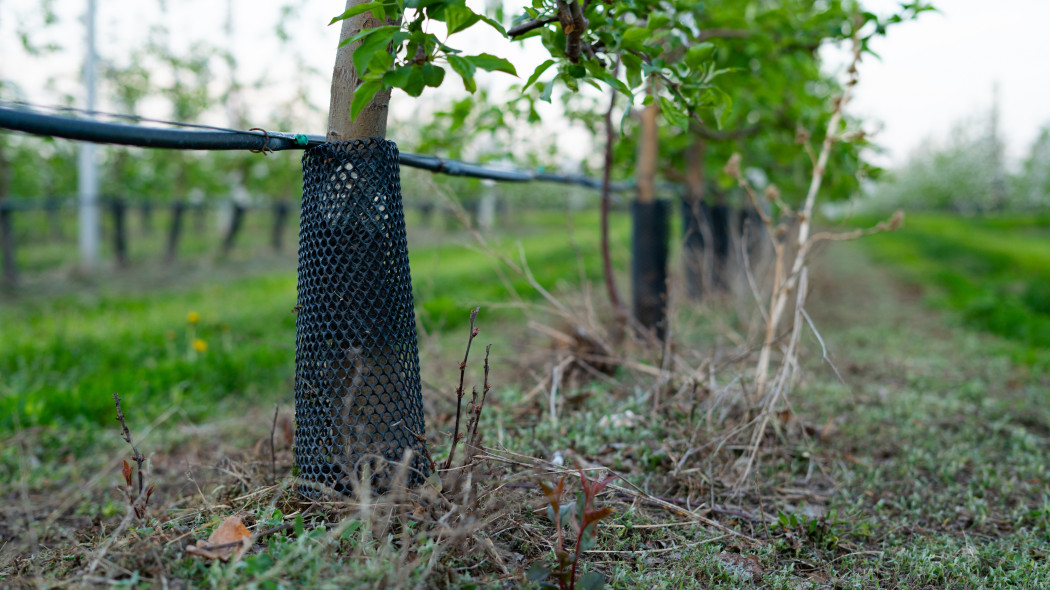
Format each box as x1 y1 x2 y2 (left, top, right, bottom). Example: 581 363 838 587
270 404 279 485
113 393 144 496
444 307 480 470
807 210 904 244
549 362 562 425
507 15 558 37
468 345 493 448
753 475 771 539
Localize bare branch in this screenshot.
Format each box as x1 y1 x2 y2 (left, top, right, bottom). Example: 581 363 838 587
508 15 558 38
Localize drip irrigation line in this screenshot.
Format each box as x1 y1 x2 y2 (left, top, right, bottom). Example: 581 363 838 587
0 105 635 192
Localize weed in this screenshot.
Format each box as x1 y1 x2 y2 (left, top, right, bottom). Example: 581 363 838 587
112 392 153 521
529 467 617 590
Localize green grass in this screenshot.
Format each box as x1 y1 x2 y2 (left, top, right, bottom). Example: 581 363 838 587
7 203 302 273
857 212 1050 366
0 207 629 428
5 206 1050 588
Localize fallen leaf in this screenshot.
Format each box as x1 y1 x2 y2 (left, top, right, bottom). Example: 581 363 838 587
715 551 765 581
186 516 252 562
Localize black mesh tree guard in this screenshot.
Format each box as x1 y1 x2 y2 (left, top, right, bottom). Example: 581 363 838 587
681 198 709 300
631 199 670 340
294 138 429 497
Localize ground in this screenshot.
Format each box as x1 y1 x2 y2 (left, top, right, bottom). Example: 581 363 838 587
1 211 1048 588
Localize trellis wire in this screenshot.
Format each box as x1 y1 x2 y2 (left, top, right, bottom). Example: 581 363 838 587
0 104 634 191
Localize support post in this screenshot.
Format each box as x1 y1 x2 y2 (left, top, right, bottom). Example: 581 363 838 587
220 202 245 257
631 199 669 340
77 0 100 269
111 197 128 267
271 200 289 252
0 199 16 287
165 201 185 263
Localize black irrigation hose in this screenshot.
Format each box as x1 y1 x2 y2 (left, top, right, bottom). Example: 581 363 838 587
0 106 635 192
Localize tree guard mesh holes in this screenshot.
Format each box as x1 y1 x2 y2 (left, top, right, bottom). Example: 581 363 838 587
295 139 429 497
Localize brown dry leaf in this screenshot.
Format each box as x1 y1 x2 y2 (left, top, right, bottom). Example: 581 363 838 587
186 516 252 562
715 551 765 581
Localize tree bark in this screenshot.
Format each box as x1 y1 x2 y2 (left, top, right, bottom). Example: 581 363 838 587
600 87 625 321
327 0 399 141
636 102 659 204
685 136 705 203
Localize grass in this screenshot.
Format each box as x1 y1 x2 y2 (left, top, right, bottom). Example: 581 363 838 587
3 207 1050 587
0 205 629 428
856 212 1050 367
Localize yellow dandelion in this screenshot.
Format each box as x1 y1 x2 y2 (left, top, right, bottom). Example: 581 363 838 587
193 338 208 353
187 311 200 324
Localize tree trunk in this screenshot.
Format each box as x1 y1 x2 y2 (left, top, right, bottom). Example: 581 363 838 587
327 0 399 140
631 97 668 338
682 136 708 299
636 103 659 204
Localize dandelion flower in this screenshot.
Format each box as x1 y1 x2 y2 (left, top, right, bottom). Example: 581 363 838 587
187 311 200 324
193 338 208 353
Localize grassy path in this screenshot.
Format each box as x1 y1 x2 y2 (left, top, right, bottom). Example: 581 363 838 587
787 241 1050 587
2 218 1049 587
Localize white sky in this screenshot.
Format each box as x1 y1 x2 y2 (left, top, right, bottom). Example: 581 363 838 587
1 0 1048 168
844 0 1050 165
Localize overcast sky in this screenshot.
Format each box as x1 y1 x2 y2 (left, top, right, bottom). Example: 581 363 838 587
2 0 1048 168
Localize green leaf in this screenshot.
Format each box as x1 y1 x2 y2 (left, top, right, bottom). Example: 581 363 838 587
659 96 687 129
577 571 606 590
339 520 363 540
405 0 443 8
350 28 397 75
293 514 304 537
464 53 516 75
539 80 554 102
422 63 445 87
523 59 555 91
330 2 383 24
646 14 670 31
685 42 714 69
447 55 477 92
444 4 481 35
404 66 426 97
478 14 506 36
526 562 552 582
622 52 642 89
338 24 399 48
621 26 649 51
350 79 383 121
384 65 414 90
712 87 732 129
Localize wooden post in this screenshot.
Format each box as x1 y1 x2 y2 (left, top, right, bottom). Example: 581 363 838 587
0 199 15 287
193 202 206 233
45 197 64 240
139 200 153 236
271 200 290 252
0 141 14 287
221 202 246 257
166 201 185 263
682 136 707 299
111 198 128 267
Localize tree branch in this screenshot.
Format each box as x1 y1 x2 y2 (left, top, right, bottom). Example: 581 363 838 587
507 15 558 38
